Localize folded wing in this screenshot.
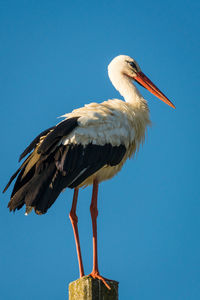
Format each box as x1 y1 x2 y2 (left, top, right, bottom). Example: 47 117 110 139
4 115 126 215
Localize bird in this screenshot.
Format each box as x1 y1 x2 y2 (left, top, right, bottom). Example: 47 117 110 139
3 55 175 289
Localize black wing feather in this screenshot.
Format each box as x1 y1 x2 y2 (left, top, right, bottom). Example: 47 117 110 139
19 126 55 162
38 118 79 154
5 116 126 215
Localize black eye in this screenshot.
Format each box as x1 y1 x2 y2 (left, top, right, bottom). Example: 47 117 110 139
125 60 138 70
129 61 137 70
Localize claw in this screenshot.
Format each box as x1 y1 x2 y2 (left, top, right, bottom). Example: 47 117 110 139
89 271 111 290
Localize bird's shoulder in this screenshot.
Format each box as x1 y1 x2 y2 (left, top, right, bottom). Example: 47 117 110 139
62 99 136 127
61 100 137 147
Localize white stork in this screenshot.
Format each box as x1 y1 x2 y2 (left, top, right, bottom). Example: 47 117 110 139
3 55 175 289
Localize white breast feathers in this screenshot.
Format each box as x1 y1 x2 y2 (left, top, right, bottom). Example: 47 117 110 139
61 99 151 155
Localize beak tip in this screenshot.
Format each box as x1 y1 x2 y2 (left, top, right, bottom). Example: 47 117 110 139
170 102 176 109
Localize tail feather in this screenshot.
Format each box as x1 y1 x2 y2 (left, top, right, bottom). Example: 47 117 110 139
8 159 56 213
25 163 56 212
33 172 66 214
3 153 33 194
3 168 21 194
4 118 81 215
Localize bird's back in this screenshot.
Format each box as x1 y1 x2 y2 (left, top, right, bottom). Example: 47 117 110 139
62 99 150 149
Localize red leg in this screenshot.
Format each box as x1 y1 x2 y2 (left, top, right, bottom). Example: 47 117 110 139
89 179 111 289
69 188 84 278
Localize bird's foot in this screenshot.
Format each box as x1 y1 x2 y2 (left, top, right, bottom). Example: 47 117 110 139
89 271 111 290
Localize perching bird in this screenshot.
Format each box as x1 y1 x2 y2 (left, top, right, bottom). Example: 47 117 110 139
3 55 175 288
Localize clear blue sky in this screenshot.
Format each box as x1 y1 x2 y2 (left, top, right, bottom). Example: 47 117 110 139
0 1 199 299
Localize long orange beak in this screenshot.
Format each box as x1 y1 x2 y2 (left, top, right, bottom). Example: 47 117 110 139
134 71 175 109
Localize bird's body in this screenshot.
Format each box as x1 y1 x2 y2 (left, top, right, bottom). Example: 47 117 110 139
61 98 150 186
3 55 174 287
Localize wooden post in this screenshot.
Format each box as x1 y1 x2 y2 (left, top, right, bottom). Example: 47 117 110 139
68 275 118 300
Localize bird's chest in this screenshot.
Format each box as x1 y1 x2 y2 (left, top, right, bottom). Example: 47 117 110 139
78 119 148 188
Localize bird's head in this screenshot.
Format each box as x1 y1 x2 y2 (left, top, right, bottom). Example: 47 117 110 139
108 55 175 109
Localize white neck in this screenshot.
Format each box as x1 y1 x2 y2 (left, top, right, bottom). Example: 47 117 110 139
108 66 146 107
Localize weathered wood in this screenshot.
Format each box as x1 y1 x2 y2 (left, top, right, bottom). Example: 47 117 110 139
68 275 118 300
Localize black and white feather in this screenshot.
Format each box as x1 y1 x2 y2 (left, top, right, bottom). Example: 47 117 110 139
3 55 151 215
